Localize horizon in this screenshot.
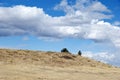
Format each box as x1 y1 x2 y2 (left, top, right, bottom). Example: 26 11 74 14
0 0 120 66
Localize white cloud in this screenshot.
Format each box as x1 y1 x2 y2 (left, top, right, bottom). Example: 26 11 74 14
83 51 120 66
83 51 115 64
54 0 112 19
0 0 120 66
0 5 57 37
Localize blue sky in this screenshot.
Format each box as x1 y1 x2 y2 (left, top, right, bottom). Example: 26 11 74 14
0 0 120 66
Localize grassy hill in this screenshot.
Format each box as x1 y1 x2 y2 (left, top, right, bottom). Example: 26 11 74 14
0 48 112 68
0 48 120 80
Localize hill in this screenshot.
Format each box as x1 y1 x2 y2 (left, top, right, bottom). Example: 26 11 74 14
0 49 111 67
0 49 120 80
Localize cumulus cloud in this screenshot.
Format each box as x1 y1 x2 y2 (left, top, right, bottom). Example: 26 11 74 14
83 51 120 66
0 5 55 37
83 51 115 64
0 1 114 40
0 0 120 66
54 0 112 19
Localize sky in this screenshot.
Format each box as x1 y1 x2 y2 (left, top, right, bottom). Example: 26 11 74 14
0 0 120 66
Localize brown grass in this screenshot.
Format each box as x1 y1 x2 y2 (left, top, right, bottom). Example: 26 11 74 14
0 49 120 80
0 49 112 67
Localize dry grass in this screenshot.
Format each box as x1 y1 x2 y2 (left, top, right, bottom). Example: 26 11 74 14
0 49 112 67
0 49 120 80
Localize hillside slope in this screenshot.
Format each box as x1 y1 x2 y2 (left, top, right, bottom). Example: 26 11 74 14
0 49 120 80
0 49 111 67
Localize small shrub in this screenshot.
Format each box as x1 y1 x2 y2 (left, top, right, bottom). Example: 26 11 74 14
61 48 70 53
78 50 82 56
